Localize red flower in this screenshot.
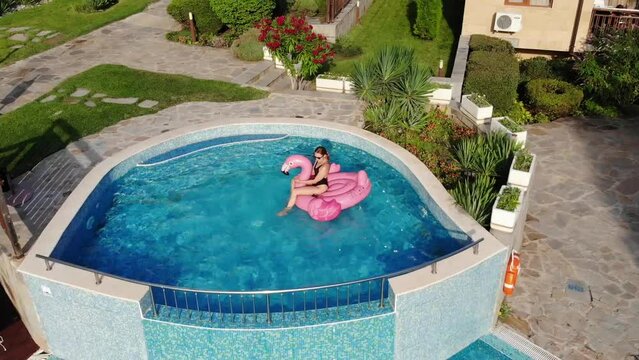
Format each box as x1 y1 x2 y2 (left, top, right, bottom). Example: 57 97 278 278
295 44 304 52
276 16 286 26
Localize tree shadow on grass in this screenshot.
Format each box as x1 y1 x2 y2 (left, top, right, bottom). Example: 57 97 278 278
441 0 465 76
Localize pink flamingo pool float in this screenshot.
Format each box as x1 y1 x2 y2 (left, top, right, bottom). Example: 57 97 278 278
281 155 372 222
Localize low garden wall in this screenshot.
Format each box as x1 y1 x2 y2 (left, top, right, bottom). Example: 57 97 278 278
313 0 373 42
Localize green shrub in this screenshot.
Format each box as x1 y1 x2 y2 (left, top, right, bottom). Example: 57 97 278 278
333 37 363 58
533 113 550 124
413 0 443 40
450 175 497 227
231 28 264 61
577 29 639 107
454 132 520 178
291 0 324 16
463 50 519 114
167 0 223 34
497 186 521 212
469 35 514 54
525 79 583 119
211 0 276 34
581 99 621 118
75 0 118 13
519 57 553 83
513 149 533 172
0 0 17 16
506 101 534 125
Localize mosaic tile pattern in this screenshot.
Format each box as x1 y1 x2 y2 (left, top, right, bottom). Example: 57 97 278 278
143 312 395 359
393 250 508 359
24 275 148 360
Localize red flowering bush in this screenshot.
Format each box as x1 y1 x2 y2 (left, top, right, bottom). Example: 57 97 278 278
256 16 335 89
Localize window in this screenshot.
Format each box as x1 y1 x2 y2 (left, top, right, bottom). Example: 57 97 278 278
505 0 552 7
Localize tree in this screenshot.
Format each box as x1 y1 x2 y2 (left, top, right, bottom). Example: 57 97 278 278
256 16 335 90
577 29 639 107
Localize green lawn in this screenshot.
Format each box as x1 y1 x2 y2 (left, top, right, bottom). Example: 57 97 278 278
0 0 157 67
330 0 464 76
0 65 268 175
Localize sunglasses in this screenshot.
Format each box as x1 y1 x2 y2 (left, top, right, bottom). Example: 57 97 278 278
314 155 323 160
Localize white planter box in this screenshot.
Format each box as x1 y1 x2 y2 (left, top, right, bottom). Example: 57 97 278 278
490 186 525 233
461 94 493 121
274 57 284 69
316 76 344 93
263 46 272 61
490 117 527 147
344 79 354 94
507 153 537 189
429 87 452 104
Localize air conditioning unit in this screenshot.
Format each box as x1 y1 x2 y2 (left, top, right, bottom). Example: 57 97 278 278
494 13 523 33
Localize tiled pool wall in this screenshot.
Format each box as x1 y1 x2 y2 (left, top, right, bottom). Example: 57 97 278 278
22 122 507 359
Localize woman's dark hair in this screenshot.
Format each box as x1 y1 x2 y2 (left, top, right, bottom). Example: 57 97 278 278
314 146 330 161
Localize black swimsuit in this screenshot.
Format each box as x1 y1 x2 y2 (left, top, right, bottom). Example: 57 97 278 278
314 164 329 187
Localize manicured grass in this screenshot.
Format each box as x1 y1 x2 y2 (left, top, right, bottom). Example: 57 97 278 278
330 0 463 76
0 0 156 67
0 65 268 175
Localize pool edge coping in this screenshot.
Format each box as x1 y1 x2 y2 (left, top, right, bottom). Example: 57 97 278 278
18 117 507 311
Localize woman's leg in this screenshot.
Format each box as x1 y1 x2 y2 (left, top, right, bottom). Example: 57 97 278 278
278 185 328 216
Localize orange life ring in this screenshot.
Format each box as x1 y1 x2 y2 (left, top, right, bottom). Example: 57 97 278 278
503 251 521 296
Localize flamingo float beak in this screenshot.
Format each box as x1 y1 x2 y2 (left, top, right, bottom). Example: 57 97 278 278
281 163 291 175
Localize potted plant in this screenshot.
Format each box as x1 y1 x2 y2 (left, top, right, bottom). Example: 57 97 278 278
316 73 345 93
490 185 524 233
461 93 493 122
263 46 272 61
508 149 536 189
490 116 527 147
429 83 453 104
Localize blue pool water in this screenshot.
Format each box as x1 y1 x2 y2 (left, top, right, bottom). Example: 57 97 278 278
54 135 470 291
450 336 531 360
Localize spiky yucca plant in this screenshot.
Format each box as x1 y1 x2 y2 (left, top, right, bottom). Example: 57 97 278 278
449 175 497 226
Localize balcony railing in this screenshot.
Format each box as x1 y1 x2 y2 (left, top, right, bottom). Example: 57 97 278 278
326 0 351 23
589 8 639 36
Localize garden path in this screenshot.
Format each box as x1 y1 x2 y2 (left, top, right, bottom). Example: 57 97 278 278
6 92 363 250
510 116 639 360
0 0 275 115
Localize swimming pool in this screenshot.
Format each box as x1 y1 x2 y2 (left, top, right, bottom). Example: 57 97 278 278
51 135 470 291
20 119 508 360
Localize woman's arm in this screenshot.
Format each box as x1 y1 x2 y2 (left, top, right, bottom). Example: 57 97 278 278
302 165 329 185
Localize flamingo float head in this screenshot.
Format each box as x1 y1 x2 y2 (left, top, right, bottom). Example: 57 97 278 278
281 155 311 177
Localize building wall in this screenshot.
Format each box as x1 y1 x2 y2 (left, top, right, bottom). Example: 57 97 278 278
392 249 508 360
462 0 594 52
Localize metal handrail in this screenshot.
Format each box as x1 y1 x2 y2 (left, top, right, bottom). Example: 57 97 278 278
35 237 484 324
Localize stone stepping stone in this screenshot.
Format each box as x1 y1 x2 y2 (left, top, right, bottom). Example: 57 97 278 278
46 32 60 39
138 100 158 109
70 88 90 97
9 33 28 42
92 93 107 98
9 45 24 50
102 97 138 105
84 101 96 108
8 27 30 33
32 37 42 43
36 30 53 37
40 95 56 103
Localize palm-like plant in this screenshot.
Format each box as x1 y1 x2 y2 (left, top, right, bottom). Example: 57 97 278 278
449 175 497 226
392 64 437 120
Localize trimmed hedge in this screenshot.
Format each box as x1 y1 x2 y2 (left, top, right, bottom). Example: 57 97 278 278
211 0 276 33
414 0 443 40
463 50 519 114
167 0 223 34
231 28 264 61
524 79 583 119
469 35 515 54
519 56 577 83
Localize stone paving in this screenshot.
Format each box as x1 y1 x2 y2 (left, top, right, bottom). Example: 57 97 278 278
0 0 266 114
509 116 639 360
8 92 364 249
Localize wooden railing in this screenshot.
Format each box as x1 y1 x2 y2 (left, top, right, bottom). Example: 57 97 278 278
326 0 351 23
589 8 639 35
